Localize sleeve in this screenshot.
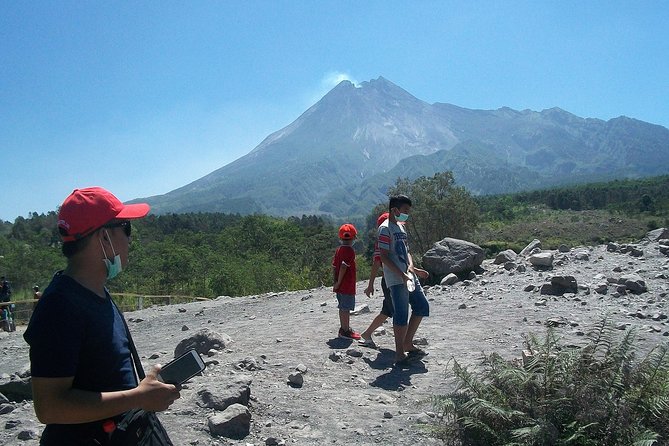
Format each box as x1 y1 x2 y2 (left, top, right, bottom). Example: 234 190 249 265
377 226 391 252
25 294 85 378
342 246 355 266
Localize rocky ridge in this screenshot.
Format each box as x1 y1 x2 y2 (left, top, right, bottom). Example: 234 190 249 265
1 232 668 445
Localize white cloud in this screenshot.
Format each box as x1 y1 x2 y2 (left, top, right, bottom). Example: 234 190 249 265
302 71 359 108
321 71 358 89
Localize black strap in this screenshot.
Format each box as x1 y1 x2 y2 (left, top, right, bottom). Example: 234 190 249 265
111 298 146 382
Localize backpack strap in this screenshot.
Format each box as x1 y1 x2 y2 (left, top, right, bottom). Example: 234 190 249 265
111 298 146 381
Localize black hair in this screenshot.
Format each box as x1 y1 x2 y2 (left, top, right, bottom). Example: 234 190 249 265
61 234 94 258
389 194 412 211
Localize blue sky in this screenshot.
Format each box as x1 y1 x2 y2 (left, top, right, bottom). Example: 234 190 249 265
2 1 668 222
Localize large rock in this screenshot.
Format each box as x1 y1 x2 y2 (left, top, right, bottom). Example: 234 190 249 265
520 239 542 256
197 375 252 411
493 249 517 264
540 276 577 296
529 252 554 267
208 403 251 439
0 376 32 402
174 329 232 358
422 238 485 276
646 228 669 242
619 274 648 294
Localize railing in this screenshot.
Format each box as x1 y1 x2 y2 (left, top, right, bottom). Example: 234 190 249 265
1 294 211 325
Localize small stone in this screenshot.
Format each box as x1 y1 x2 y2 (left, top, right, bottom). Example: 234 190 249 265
17 430 38 440
383 411 393 419
458 303 467 309
4 419 21 429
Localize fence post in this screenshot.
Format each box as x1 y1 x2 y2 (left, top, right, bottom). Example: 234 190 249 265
138 295 144 311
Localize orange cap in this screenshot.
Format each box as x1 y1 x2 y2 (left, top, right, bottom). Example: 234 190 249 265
338 223 357 240
376 212 389 228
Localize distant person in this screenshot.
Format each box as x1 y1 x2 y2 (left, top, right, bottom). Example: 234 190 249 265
378 195 430 365
0 277 11 331
0 276 11 303
24 186 180 444
332 223 361 340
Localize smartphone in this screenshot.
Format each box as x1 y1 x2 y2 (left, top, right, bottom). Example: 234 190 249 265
157 349 206 385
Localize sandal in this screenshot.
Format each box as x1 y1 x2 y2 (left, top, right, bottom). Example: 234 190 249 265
358 336 377 348
407 348 428 358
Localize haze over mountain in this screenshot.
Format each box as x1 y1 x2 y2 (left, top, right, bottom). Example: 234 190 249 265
134 77 669 218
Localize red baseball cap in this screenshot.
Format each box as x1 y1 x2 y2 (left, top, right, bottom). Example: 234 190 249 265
57 187 150 242
376 212 389 228
338 223 357 240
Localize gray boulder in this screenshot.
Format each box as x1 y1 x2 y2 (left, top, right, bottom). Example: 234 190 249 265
0 376 32 402
646 228 669 242
619 274 648 294
529 252 554 267
175 328 232 358
208 403 251 439
551 276 578 293
440 273 459 286
422 238 485 276
197 375 252 411
520 239 542 256
493 249 517 264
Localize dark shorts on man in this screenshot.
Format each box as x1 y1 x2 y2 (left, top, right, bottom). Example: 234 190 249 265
379 277 394 317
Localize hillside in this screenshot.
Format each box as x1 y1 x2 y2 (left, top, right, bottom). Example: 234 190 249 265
133 77 669 218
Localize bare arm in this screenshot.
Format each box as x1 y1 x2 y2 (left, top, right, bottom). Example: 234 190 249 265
364 259 382 297
333 262 349 292
32 365 180 424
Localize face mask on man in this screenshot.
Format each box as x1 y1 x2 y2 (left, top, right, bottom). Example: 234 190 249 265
100 230 123 280
396 213 410 222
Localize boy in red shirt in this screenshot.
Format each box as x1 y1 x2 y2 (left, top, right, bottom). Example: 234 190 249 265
332 223 361 340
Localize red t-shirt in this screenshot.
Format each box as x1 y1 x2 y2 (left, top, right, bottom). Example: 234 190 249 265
332 245 356 295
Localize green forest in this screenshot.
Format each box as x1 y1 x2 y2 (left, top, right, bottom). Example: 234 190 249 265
1 173 668 302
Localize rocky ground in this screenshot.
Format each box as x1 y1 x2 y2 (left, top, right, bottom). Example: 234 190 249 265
1 235 668 445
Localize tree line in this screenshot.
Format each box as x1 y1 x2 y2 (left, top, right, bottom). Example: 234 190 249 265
3 172 667 299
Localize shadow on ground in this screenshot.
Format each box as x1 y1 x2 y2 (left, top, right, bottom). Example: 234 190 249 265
325 338 354 349
367 354 428 391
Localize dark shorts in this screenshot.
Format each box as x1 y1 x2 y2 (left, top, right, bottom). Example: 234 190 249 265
380 277 393 317
336 293 355 311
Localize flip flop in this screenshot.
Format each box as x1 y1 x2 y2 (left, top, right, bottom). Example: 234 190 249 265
407 348 428 358
358 337 377 348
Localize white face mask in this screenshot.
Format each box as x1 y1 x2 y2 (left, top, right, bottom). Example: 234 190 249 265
100 230 123 280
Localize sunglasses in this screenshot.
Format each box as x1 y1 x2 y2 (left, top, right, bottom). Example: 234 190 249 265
104 221 132 237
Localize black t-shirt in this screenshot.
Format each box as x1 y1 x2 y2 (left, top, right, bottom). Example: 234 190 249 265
24 272 137 443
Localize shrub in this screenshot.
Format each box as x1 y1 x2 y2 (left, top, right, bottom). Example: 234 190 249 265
431 319 669 445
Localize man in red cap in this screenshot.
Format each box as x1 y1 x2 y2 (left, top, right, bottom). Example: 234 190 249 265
24 187 180 444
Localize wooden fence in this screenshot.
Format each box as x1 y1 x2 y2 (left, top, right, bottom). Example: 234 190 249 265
1 294 211 326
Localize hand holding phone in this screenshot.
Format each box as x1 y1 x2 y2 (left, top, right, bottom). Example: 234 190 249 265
157 349 206 385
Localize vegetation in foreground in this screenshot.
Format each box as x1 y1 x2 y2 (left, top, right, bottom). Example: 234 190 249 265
431 319 669 446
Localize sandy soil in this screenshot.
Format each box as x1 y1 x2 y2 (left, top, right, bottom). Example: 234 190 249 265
1 240 668 445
